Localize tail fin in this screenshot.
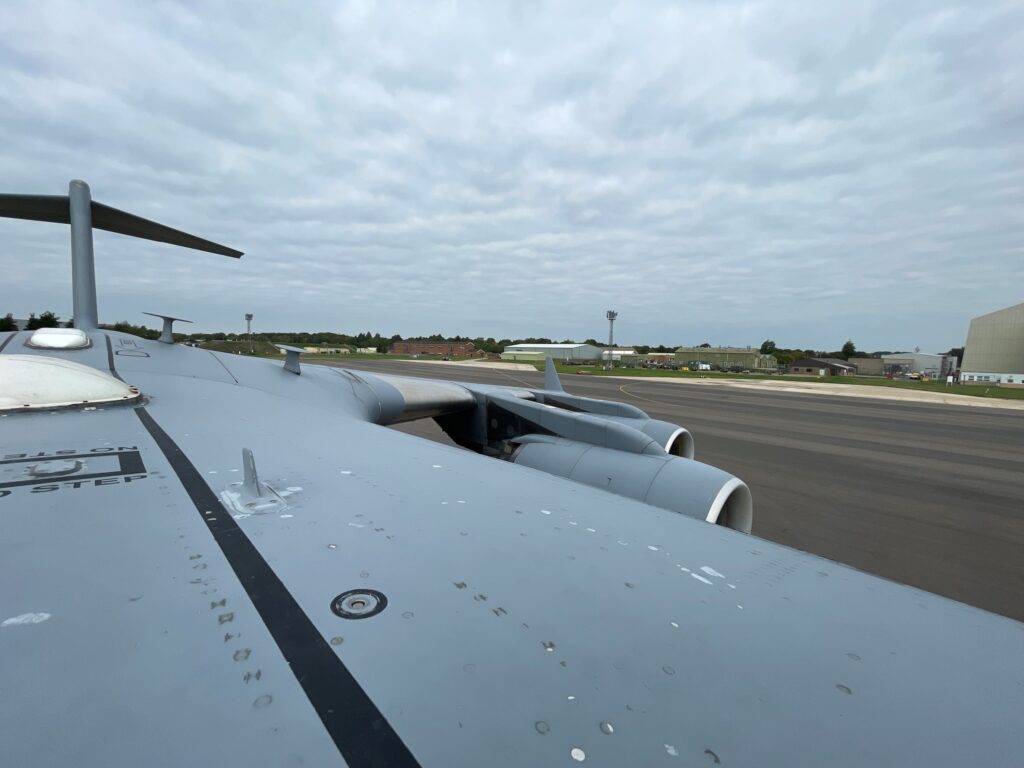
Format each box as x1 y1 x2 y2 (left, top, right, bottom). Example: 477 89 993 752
0 180 242 329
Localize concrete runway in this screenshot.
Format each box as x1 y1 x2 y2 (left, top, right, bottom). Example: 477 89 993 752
324 359 1024 621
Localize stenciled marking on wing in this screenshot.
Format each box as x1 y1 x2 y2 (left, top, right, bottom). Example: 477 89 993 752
691 573 713 585
700 566 725 579
141 402 423 765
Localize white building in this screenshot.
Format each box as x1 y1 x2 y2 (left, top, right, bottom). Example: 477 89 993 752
501 343 601 361
302 346 349 355
601 348 637 363
961 302 1024 385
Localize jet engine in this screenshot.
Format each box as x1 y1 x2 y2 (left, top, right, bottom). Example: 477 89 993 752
356 366 752 533
510 435 752 533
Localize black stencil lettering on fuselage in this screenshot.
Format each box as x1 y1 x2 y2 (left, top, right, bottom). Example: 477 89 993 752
0 448 146 489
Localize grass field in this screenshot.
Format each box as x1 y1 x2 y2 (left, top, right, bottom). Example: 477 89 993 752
524 362 1024 400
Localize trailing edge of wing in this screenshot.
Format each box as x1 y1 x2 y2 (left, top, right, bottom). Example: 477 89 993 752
0 193 242 258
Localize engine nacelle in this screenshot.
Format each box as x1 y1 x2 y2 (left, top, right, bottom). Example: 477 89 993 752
511 435 752 533
638 419 694 459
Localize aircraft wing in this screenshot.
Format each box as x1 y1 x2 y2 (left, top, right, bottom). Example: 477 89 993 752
2 331 1022 767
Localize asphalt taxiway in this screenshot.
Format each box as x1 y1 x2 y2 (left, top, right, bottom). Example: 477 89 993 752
320 359 1024 621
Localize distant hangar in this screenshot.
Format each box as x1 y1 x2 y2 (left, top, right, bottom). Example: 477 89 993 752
501 343 601 361
961 302 1024 385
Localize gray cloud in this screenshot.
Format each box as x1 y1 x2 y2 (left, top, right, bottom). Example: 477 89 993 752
1 0 1021 350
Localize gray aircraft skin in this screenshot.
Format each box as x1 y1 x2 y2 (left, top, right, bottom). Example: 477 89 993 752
1 182 1022 767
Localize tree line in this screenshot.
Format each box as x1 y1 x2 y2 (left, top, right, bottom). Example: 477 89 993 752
0 311 64 331
0 312 964 365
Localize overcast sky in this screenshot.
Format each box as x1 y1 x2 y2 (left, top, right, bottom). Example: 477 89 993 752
2 1 1021 350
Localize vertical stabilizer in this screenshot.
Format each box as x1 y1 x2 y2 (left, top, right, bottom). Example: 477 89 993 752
68 180 98 330
0 180 242 333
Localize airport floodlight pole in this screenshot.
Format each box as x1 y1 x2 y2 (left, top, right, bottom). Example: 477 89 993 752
245 313 253 354
606 310 617 370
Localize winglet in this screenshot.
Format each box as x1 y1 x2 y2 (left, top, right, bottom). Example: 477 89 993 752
544 356 563 392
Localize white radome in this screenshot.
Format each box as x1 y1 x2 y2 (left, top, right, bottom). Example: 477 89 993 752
0 355 140 411
26 327 91 349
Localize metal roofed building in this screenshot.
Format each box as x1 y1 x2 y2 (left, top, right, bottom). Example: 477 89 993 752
788 358 856 376
846 357 885 376
961 301 1024 385
501 343 602 362
816 357 884 376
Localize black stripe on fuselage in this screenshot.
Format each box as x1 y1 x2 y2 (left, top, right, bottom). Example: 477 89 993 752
104 335 125 382
0 332 17 353
134 406 421 768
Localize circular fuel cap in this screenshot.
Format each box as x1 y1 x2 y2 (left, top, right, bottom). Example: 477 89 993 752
331 589 388 619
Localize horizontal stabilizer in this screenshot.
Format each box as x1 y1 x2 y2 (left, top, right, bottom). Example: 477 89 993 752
0 193 242 257
0 194 69 224
91 202 242 257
